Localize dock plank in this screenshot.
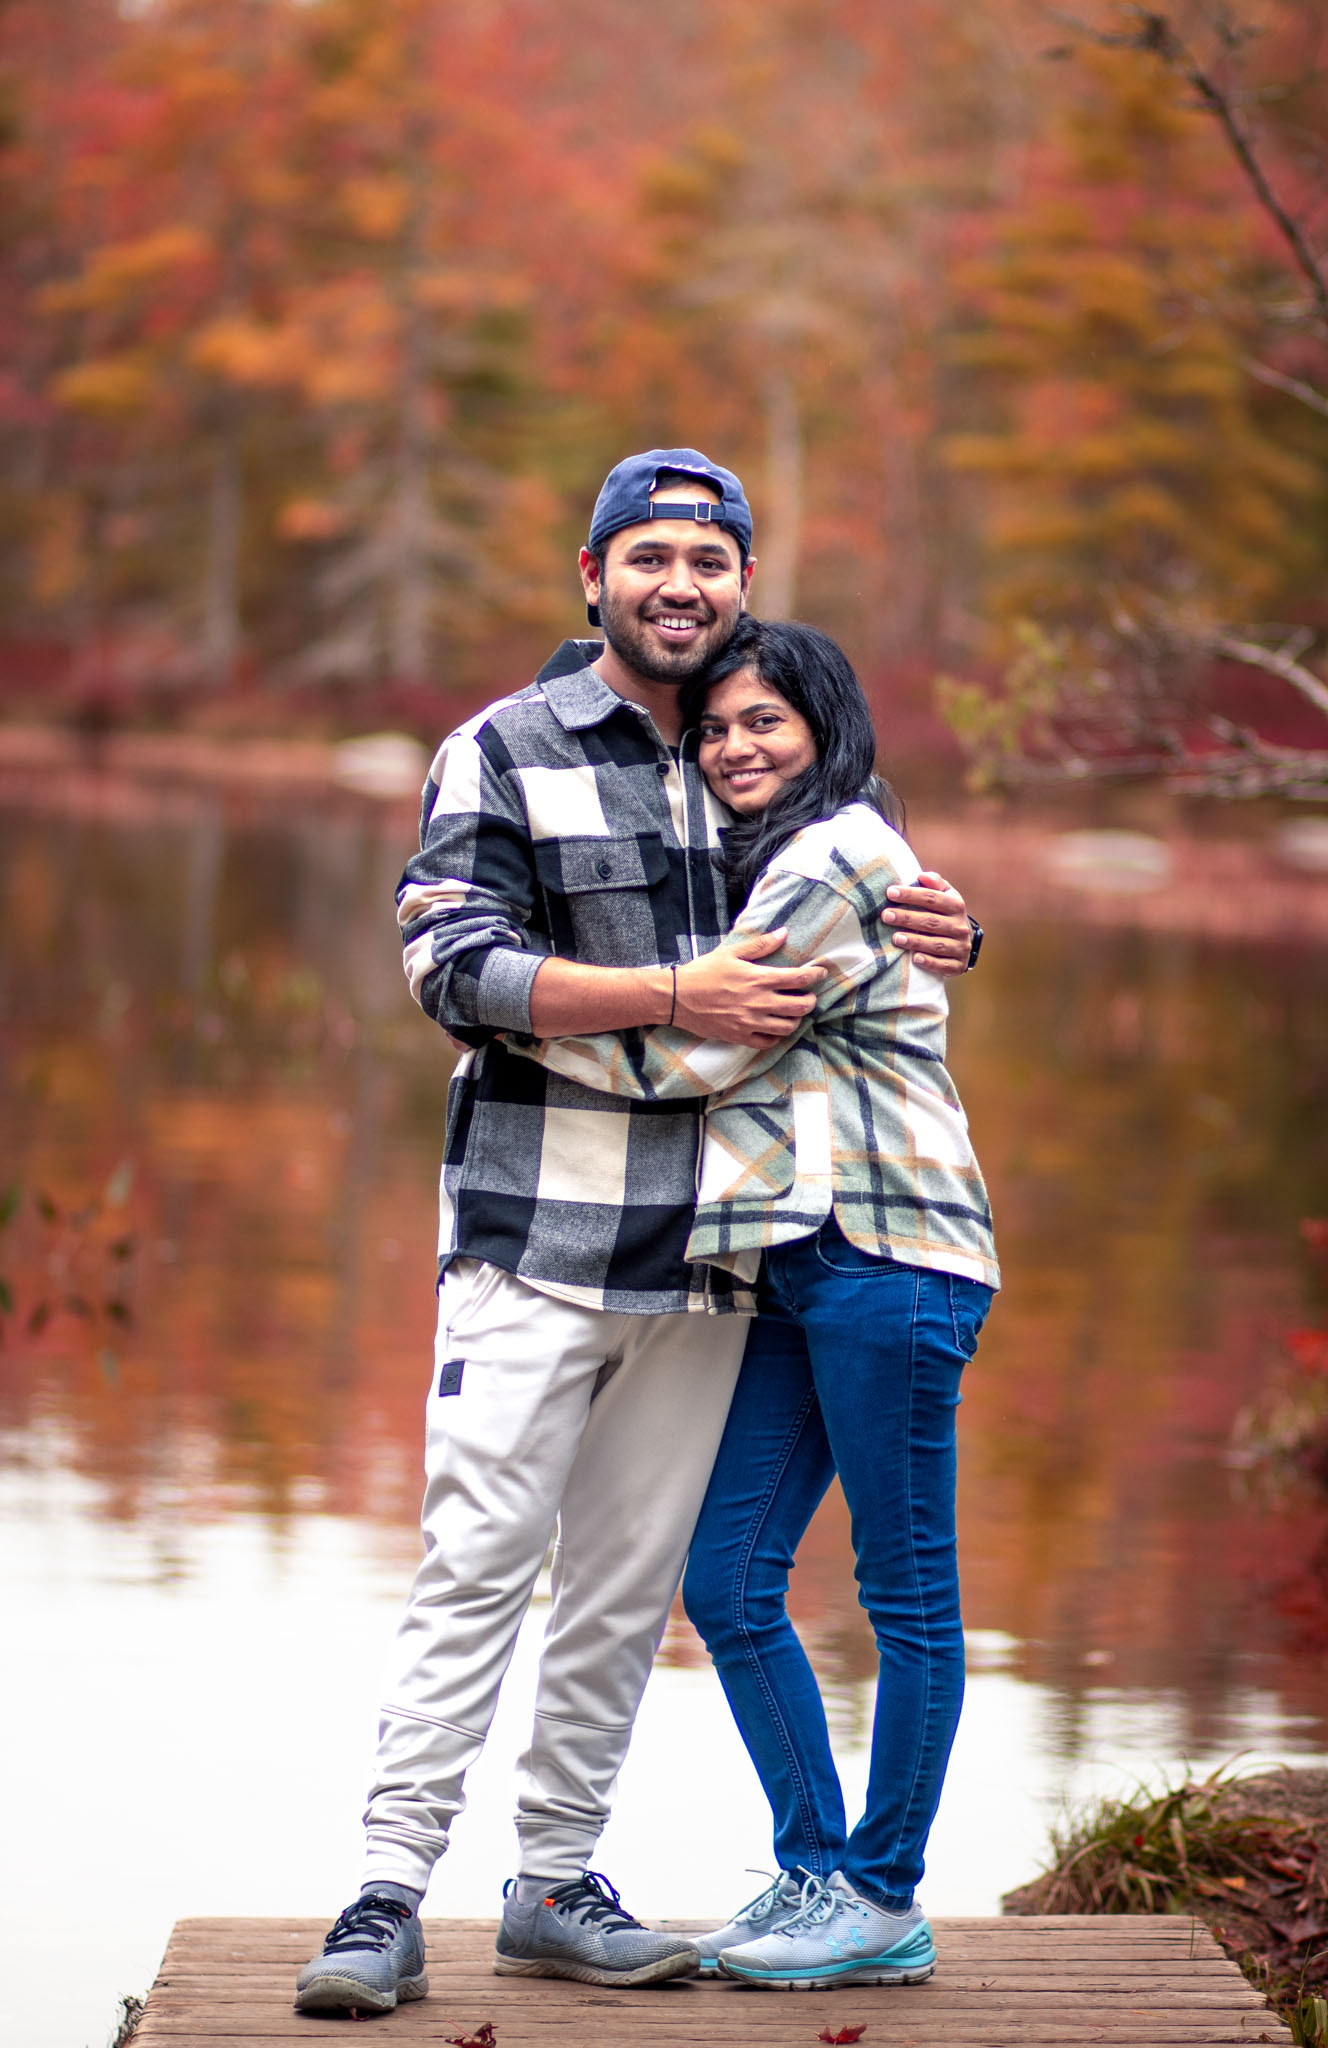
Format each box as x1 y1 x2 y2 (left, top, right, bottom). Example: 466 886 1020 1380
132 1916 1294 2046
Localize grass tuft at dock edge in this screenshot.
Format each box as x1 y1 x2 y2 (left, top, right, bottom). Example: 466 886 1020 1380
106 1992 145 2048
1003 1765 1328 2042
1290 1995 1328 2047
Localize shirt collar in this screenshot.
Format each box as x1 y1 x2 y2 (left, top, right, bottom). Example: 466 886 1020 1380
533 639 701 758
533 641 625 732
537 638 680 740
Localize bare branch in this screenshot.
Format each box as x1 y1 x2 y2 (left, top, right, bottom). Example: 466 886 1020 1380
1048 6 1328 334
1240 353 1328 419
1167 742 1328 798
1172 38 1328 335
1205 629 1328 720
975 741 1328 797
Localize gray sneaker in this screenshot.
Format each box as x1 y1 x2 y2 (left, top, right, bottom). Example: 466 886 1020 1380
295 1891 429 2014
494 1871 700 1987
686 1872 805 1975
718 1870 935 1989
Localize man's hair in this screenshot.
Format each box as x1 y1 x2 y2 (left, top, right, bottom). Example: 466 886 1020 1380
652 468 720 496
678 616 905 899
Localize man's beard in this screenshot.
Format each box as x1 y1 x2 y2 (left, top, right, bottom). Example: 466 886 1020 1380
598 580 741 683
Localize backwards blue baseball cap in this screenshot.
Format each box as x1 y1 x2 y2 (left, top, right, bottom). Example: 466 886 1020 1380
585 447 752 626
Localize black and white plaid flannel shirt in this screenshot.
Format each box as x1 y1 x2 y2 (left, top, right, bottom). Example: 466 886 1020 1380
397 639 746 1315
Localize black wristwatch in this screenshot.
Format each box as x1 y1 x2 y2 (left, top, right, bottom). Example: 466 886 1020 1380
966 917 983 971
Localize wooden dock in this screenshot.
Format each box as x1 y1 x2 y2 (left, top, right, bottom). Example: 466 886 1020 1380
130 1914 1294 2046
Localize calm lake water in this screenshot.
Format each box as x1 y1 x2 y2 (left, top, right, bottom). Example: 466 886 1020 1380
3 778 1327 2048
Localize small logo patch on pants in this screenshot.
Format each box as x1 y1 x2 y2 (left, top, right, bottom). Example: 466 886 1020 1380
438 1358 465 1398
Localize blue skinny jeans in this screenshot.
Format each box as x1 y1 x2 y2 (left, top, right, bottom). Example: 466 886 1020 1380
682 1217 992 1910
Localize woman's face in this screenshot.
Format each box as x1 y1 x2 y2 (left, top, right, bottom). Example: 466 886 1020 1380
697 667 818 815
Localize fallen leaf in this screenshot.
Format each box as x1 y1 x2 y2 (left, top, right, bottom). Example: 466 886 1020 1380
818 2028 867 2044
444 2025 497 2048
1267 1912 1328 1945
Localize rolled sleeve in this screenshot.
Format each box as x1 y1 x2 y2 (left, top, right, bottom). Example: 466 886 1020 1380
475 943 544 1033
399 721 540 1037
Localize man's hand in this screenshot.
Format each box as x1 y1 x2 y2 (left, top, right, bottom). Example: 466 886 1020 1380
674 929 826 1047
881 870 974 977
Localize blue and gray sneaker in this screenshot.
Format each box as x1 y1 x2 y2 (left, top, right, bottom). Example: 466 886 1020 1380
494 1871 700 1987
686 1872 805 1976
294 1890 429 2014
718 1870 936 1990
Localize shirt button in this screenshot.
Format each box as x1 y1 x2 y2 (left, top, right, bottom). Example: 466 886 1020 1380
656 761 670 776
596 859 613 879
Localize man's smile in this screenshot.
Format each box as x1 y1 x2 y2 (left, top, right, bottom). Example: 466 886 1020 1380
644 610 709 643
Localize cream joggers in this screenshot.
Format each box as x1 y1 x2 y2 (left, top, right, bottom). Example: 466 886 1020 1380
361 1257 748 1892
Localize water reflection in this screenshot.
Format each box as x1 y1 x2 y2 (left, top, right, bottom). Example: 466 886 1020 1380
3 787 1327 1744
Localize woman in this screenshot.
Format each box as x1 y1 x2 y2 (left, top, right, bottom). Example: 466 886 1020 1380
508 615 998 1991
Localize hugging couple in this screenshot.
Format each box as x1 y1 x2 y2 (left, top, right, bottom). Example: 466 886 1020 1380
295 449 999 2015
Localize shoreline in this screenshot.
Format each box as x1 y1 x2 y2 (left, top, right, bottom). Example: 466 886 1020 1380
2 719 1327 940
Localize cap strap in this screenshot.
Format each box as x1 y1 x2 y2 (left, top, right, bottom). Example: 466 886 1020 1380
648 500 724 523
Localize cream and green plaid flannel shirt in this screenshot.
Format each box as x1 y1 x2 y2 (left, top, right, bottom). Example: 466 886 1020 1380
506 802 998 1308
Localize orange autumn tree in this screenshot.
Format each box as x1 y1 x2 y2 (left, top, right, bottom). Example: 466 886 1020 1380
36 0 312 688
30 0 565 697
0 0 130 660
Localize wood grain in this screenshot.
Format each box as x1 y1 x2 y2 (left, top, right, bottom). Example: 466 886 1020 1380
132 1915 1295 2047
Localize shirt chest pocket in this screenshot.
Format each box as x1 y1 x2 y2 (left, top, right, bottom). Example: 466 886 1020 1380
533 833 670 966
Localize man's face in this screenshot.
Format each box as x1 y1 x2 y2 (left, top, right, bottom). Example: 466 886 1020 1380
580 487 753 685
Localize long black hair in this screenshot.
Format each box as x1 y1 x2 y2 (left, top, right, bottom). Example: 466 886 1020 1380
679 615 905 898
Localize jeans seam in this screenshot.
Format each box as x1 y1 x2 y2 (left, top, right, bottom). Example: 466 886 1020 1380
948 1273 963 1354
728 1387 827 1872
878 1265 932 1895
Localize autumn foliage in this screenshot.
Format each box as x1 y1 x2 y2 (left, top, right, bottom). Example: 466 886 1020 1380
0 0 1324 727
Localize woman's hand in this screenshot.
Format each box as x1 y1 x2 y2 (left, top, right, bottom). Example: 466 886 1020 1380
673 930 827 1048
881 871 975 977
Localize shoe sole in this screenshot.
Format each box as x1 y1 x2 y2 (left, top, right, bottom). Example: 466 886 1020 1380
718 1958 934 1990
493 1948 699 1988
294 1970 429 2013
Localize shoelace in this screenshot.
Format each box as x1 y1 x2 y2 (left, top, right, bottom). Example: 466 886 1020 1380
322 1894 412 1954
774 1871 857 1939
732 1872 797 1925
543 1871 643 1930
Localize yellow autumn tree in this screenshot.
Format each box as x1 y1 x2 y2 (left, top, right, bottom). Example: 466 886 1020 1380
260 0 563 688
936 40 1328 788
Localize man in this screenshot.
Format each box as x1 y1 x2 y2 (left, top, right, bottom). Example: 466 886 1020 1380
295 449 977 2015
